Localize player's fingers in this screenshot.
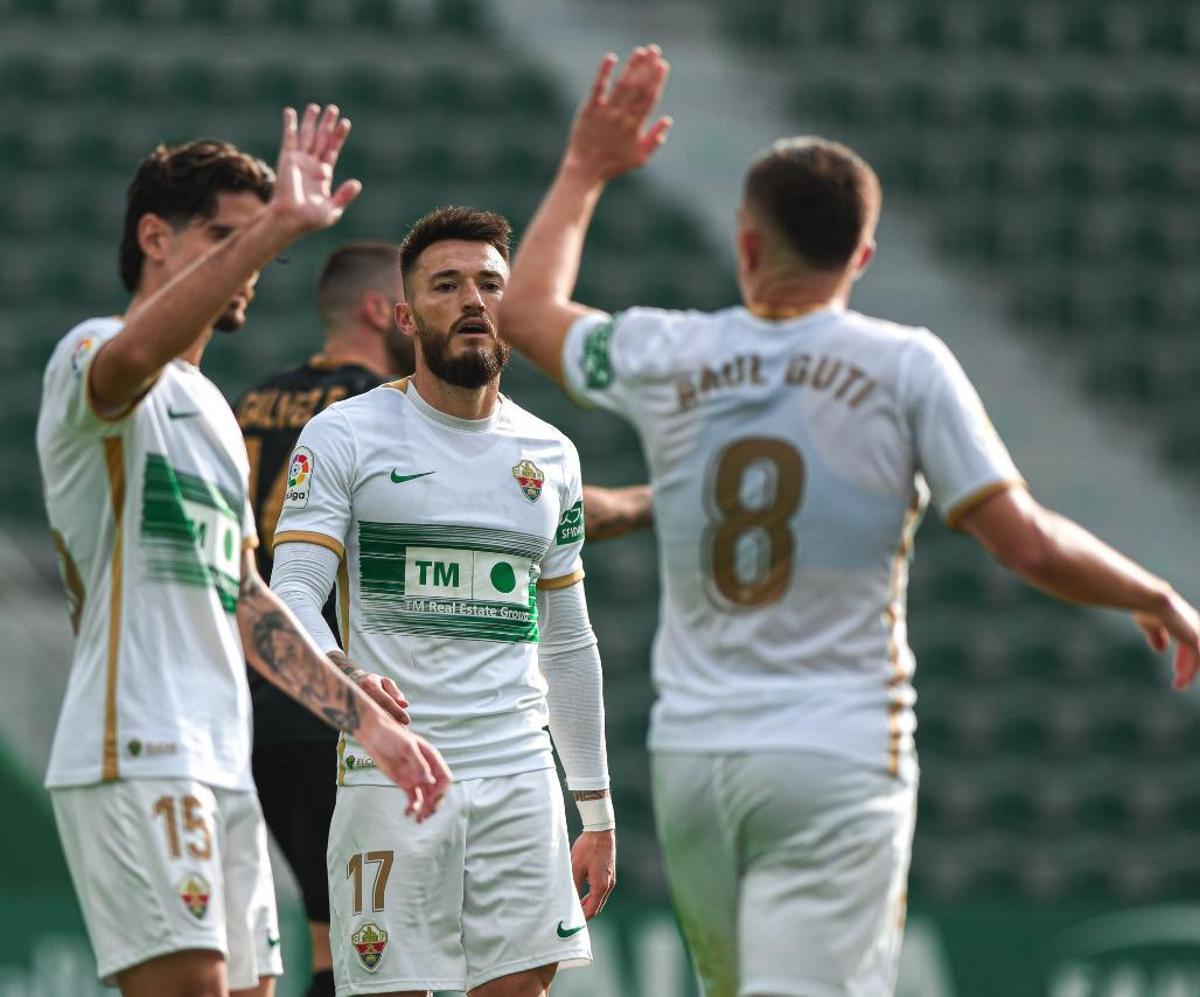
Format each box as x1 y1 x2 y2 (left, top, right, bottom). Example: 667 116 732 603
280 106 298 152
624 58 669 121
641 116 673 158
332 178 363 211
1173 642 1200 690
405 783 423 819
609 47 649 109
313 103 340 160
1138 618 1169 653
298 102 320 153
589 53 618 107
419 742 451 811
323 117 352 167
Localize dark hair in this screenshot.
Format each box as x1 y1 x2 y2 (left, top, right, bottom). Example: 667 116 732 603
119 139 275 292
398 206 511 288
742 137 881 271
316 242 400 327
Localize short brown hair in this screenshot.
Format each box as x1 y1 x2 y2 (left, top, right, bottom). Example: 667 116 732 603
119 139 275 292
742 137 881 271
398 206 511 289
316 242 400 328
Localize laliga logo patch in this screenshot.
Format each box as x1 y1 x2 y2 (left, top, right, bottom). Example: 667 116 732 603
178 874 211 920
283 446 313 509
512 459 545 503
70 337 96 376
351 922 388 972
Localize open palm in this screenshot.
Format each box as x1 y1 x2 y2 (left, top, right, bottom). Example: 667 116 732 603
273 103 362 233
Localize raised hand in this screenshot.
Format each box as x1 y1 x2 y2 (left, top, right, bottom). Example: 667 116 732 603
563 45 672 183
270 103 363 236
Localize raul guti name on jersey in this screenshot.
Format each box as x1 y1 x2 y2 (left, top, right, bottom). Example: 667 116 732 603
675 352 877 413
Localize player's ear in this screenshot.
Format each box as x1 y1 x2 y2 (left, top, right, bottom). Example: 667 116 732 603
396 301 417 338
362 290 391 331
137 212 174 265
737 225 762 275
851 238 875 281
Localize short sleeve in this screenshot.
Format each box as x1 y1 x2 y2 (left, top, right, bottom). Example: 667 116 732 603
272 408 356 559
560 307 688 416
906 333 1024 527
41 319 130 437
242 494 259 552
537 438 585 591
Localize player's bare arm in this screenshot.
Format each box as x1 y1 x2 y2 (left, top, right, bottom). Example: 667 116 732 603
959 485 1200 689
328 648 412 726
236 551 449 818
90 103 362 416
501 46 671 382
582 484 653 542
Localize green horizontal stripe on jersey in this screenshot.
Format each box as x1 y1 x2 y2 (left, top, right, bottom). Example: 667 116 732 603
357 522 550 560
140 454 242 613
144 453 241 519
358 521 545 643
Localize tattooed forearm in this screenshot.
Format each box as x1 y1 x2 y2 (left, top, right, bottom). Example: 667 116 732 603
571 789 611 802
329 649 369 683
241 597 365 736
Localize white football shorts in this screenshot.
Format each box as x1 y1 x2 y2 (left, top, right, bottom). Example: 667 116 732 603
51 777 282 988
652 750 917 997
328 766 591 994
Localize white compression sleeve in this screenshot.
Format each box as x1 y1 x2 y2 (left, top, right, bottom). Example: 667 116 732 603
269 541 341 655
538 582 611 792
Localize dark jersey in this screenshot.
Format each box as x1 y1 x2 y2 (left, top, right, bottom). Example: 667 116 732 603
234 356 387 745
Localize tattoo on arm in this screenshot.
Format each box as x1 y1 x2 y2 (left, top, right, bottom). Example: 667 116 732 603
238 576 364 734
329 650 369 683
571 789 610 802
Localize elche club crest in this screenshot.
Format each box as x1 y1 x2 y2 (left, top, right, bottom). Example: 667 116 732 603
351 921 388 972
177 874 211 920
512 459 545 503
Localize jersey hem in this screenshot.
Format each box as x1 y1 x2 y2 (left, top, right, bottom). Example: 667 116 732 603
45 767 256 792
339 754 555 788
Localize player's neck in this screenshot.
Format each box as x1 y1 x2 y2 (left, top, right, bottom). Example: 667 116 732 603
743 270 848 320
316 327 393 378
410 366 499 421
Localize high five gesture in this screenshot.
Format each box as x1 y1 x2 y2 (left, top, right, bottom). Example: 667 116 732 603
271 103 363 236
564 46 673 184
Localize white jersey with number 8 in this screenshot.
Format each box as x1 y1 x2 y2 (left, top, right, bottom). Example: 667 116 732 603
562 305 1022 778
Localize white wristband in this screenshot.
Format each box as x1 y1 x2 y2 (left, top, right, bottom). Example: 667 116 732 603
576 795 616 832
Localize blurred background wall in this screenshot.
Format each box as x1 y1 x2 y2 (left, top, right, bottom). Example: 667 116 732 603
3 1 1200 993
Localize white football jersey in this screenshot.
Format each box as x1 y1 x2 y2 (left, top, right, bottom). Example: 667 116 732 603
273 379 586 784
562 305 1022 778
37 318 258 790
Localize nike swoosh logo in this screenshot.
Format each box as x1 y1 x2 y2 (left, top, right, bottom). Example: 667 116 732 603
267 935 280 948
557 921 585 939
168 409 201 420
391 470 435 484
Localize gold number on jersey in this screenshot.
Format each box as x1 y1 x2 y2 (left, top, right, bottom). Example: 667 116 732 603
704 437 805 607
152 794 213 860
347 850 394 914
